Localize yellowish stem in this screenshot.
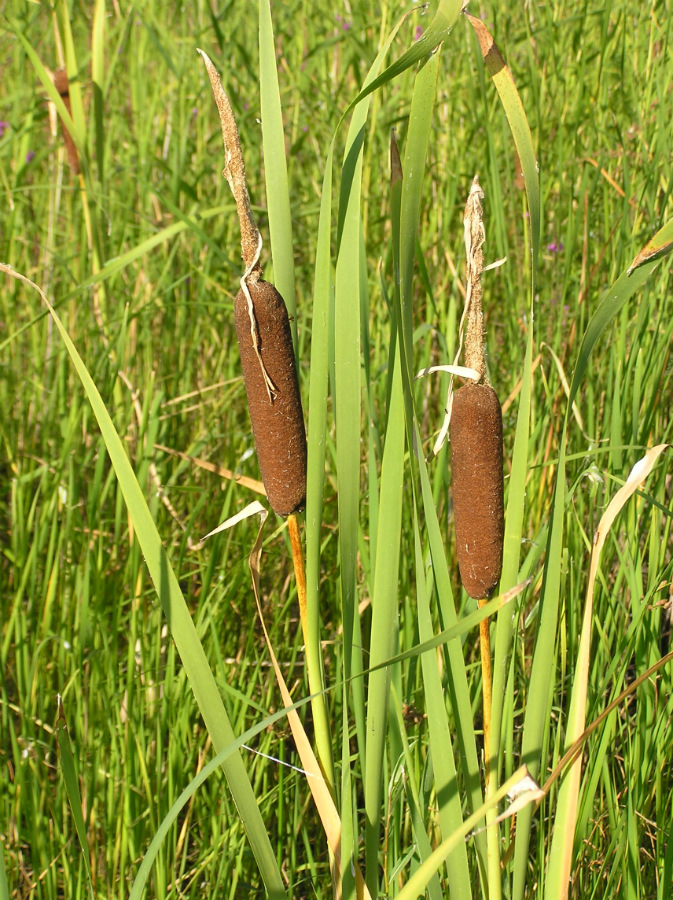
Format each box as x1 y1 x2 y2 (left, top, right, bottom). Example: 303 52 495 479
478 597 493 773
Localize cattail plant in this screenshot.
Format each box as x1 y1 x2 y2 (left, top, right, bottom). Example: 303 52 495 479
199 50 307 518
450 176 504 600
449 176 505 780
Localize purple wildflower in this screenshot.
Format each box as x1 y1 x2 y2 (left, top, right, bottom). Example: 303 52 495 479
25 151 35 163
336 13 352 31
414 26 423 41
547 242 564 253
0 120 9 138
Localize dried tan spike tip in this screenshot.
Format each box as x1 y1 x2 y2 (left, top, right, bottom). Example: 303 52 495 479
197 49 261 276
463 175 486 379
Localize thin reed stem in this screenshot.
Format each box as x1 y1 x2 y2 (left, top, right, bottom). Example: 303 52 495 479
287 513 335 795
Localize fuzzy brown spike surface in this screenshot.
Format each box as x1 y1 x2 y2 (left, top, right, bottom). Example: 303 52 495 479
450 382 504 598
52 68 79 174
234 280 307 517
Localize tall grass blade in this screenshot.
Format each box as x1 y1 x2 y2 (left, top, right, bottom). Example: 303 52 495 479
545 444 670 900
91 0 106 182
513 224 673 900
363 289 405 893
259 0 298 339
304 143 337 789
568 218 673 410
465 13 541 266
4 266 287 900
343 0 464 114
55 699 95 900
129 699 314 900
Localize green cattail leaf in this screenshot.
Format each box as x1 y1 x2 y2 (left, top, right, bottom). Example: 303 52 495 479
14 271 287 900
0 839 8 900
333 0 408 712
364 282 406 891
568 217 673 410
129 698 313 900
55 699 95 900
332 14 424 893
304 141 336 790
513 206 672 900
466 13 541 271
343 0 464 117
390 680 444 900
259 0 298 340
91 0 106 182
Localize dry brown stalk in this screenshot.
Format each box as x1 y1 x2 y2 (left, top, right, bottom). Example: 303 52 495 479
463 174 487 379
197 49 262 277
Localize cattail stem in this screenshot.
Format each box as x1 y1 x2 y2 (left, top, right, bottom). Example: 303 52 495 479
478 597 493 771
287 513 307 642
287 514 335 796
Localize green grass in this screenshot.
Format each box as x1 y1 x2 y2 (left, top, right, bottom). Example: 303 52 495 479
2 1 673 899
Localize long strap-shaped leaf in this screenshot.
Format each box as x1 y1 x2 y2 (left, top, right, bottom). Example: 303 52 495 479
545 444 671 900
1 265 287 900
259 0 298 343
512 220 673 900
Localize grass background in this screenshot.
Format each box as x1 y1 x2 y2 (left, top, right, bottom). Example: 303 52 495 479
1 1 672 898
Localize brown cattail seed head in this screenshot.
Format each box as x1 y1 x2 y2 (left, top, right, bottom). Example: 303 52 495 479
450 382 504 599
52 68 79 174
234 280 307 517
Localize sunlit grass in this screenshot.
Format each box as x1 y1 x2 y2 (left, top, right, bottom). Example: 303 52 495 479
1 1 672 899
